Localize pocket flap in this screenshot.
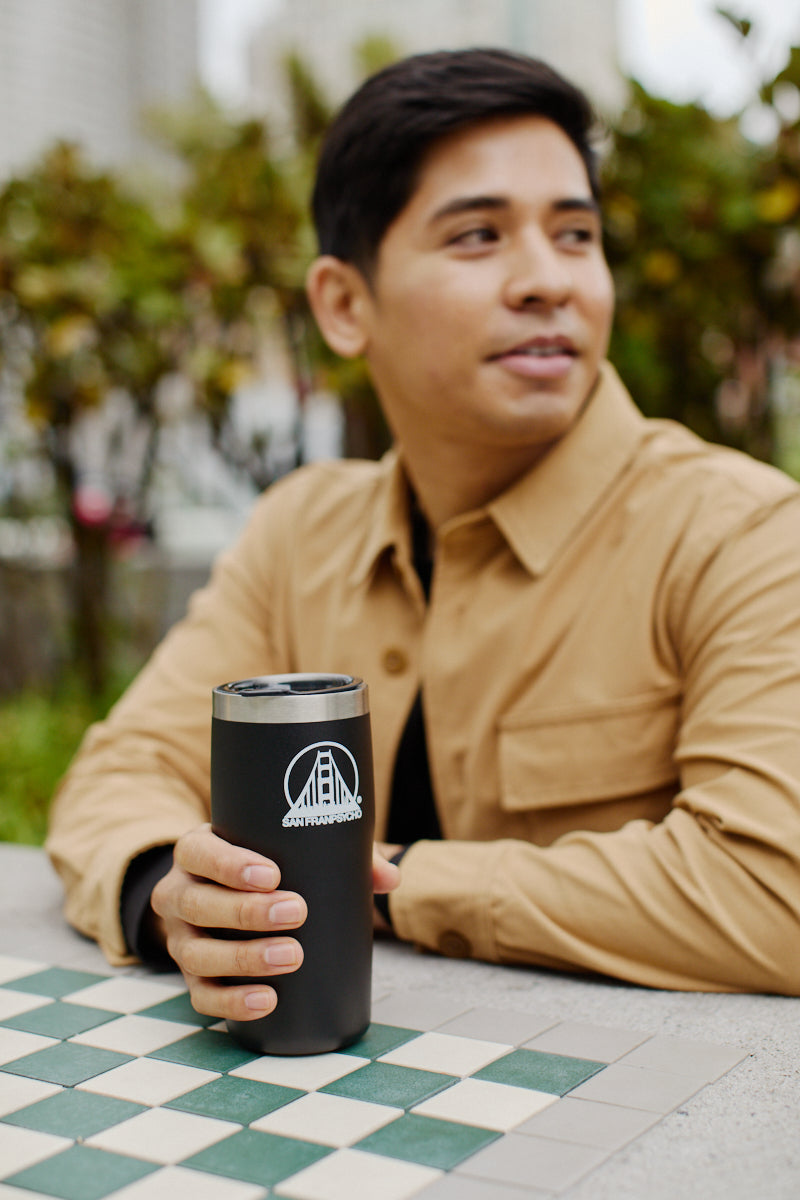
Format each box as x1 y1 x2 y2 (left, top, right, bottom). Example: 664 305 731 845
499 690 680 811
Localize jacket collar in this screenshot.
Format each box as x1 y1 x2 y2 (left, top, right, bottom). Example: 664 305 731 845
348 447 414 587
350 361 648 585
487 361 648 577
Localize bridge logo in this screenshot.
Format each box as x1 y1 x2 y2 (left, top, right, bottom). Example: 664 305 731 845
282 741 362 828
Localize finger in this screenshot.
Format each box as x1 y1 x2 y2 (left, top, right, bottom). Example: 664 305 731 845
175 881 308 934
372 844 402 894
185 973 279 1022
178 932 304 980
174 824 281 892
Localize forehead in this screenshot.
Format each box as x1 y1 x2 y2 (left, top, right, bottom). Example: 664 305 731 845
404 115 593 219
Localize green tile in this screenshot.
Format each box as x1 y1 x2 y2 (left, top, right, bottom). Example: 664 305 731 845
183 1127 331 1187
357 1112 499 1170
4 1144 157 1200
148 1028 260 1073
3 1089 145 1138
3 1042 132 1086
474 1049 605 1095
138 993 217 1026
165 1074 303 1123
2 968 107 999
0 1002 117 1039
321 1061 455 1109
340 1023 419 1059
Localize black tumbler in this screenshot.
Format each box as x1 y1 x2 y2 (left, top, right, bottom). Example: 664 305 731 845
210 673 374 1055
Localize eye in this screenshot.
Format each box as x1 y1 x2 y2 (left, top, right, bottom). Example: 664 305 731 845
448 225 499 248
557 226 596 249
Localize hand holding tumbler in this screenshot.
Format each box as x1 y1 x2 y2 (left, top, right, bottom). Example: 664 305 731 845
211 673 375 1055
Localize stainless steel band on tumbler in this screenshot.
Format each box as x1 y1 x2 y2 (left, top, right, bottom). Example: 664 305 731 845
212 674 369 724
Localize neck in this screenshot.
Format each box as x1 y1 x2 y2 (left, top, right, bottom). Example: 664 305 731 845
399 436 549 530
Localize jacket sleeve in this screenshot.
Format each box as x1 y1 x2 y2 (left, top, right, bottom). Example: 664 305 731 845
46 489 289 965
389 496 800 994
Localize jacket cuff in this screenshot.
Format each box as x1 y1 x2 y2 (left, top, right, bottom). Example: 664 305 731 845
389 840 503 960
120 845 175 966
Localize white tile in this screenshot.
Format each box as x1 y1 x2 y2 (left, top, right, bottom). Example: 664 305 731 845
568 1063 707 1113
618 1036 749 1080
412 1176 551 1195
414 1177 548 1200
437 1009 557 1047
86 1106 239 1164
412 1078 556 1131
275 1147 442 1200
0 990 51 1021
62 976 185 1013
0 1028 59 1065
230 1052 368 1091
106 1165 267 1200
0 1123 71 1174
458 1131 609 1193
379 1032 510 1078
252 1092 402 1147
77 1056 219 1105
0 1186 56 1200
70 1015 200 1055
524 1022 650 1063
0 1074 62 1117
517 1096 659 1149
0 956 46 985
370 993 470 1032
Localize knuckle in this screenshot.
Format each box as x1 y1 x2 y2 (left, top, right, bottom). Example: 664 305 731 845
164 929 186 971
180 937 207 977
150 878 168 917
232 940 257 975
235 894 264 931
178 884 206 927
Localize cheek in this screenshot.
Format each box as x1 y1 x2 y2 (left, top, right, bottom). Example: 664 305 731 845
581 271 615 347
384 281 476 362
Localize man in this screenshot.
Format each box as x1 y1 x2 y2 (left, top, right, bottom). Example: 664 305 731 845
48 49 800 1016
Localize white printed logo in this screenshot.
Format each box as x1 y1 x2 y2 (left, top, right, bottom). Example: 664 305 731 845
282 741 362 828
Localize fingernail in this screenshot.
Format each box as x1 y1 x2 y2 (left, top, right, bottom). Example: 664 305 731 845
264 943 297 966
269 900 303 925
243 865 279 889
244 989 275 1012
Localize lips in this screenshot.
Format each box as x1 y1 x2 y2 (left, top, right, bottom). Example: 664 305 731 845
489 336 577 380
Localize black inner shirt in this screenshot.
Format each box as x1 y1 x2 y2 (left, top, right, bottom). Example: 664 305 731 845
385 495 441 845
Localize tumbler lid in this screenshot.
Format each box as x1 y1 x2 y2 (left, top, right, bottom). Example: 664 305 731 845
212 673 368 723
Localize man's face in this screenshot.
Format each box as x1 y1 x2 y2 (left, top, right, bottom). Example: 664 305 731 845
357 115 615 458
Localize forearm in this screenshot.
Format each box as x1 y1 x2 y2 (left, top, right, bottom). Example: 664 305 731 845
389 810 800 993
47 762 208 964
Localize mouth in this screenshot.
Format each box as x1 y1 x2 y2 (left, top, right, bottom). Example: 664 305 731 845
488 336 577 379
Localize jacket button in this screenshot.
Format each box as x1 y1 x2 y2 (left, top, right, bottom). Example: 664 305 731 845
382 647 408 674
438 931 472 958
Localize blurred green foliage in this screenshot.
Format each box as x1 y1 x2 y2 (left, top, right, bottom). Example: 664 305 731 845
0 671 131 845
604 31 800 462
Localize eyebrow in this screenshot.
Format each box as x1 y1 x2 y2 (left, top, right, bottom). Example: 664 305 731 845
428 194 600 224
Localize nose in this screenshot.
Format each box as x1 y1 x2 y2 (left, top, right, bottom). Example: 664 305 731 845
502 233 573 310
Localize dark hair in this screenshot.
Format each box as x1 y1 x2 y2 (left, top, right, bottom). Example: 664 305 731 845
312 47 601 276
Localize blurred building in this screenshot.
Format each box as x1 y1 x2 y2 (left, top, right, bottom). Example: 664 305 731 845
249 0 625 139
0 0 199 177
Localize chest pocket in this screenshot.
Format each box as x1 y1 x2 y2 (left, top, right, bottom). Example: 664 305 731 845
498 688 681 811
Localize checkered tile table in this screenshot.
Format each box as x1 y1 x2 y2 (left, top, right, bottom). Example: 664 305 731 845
0 955 748 1200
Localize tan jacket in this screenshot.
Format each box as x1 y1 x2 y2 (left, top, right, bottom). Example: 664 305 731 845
48 363 800 992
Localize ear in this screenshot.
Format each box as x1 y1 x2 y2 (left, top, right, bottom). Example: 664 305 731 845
305 256 372 359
